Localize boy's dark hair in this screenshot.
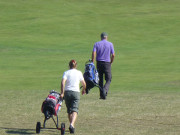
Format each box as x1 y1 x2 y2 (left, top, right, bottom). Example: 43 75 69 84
69 60 77 69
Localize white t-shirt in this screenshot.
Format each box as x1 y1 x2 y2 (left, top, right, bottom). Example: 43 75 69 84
62 69 84 92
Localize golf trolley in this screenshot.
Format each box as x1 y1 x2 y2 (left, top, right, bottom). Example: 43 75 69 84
36 90 65 135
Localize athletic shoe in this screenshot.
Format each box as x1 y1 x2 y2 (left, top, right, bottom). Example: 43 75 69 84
100 91 107 100
69 125 75 134
99 95 106 100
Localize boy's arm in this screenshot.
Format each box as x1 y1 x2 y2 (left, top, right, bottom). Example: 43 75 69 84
81 80 86 95
60 78 66 98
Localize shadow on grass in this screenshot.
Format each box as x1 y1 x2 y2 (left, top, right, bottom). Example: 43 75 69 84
1 127 70 134
1 127 35 134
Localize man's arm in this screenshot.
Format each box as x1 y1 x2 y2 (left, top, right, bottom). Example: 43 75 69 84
111 53 115 64
92 51 96 63
60 78 66 98
81 80 86 95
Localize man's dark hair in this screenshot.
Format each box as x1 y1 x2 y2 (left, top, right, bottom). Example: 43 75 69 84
101 32 108 39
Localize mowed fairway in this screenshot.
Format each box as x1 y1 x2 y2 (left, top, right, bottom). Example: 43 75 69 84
0 0 180 135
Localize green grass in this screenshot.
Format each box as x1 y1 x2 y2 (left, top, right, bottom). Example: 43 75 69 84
0 0 180 134
1 90 180 135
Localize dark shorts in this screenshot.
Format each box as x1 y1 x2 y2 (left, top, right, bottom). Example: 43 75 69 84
64 91 80 114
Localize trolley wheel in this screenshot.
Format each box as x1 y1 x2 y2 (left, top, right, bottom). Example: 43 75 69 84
36 122 41 134
61 123 65 135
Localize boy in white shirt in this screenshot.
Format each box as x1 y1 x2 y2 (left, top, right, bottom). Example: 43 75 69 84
60 60 86 134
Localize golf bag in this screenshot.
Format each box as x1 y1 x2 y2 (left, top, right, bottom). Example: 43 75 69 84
83 60 102 94
41 90 62 118
36 90 65 135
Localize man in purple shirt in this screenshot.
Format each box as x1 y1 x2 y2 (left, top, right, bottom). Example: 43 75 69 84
92 32 115 99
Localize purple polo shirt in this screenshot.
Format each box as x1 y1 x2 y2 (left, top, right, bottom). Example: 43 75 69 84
93 39 115 62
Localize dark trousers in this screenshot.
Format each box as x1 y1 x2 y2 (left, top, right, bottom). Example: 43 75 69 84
97 61 112 97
